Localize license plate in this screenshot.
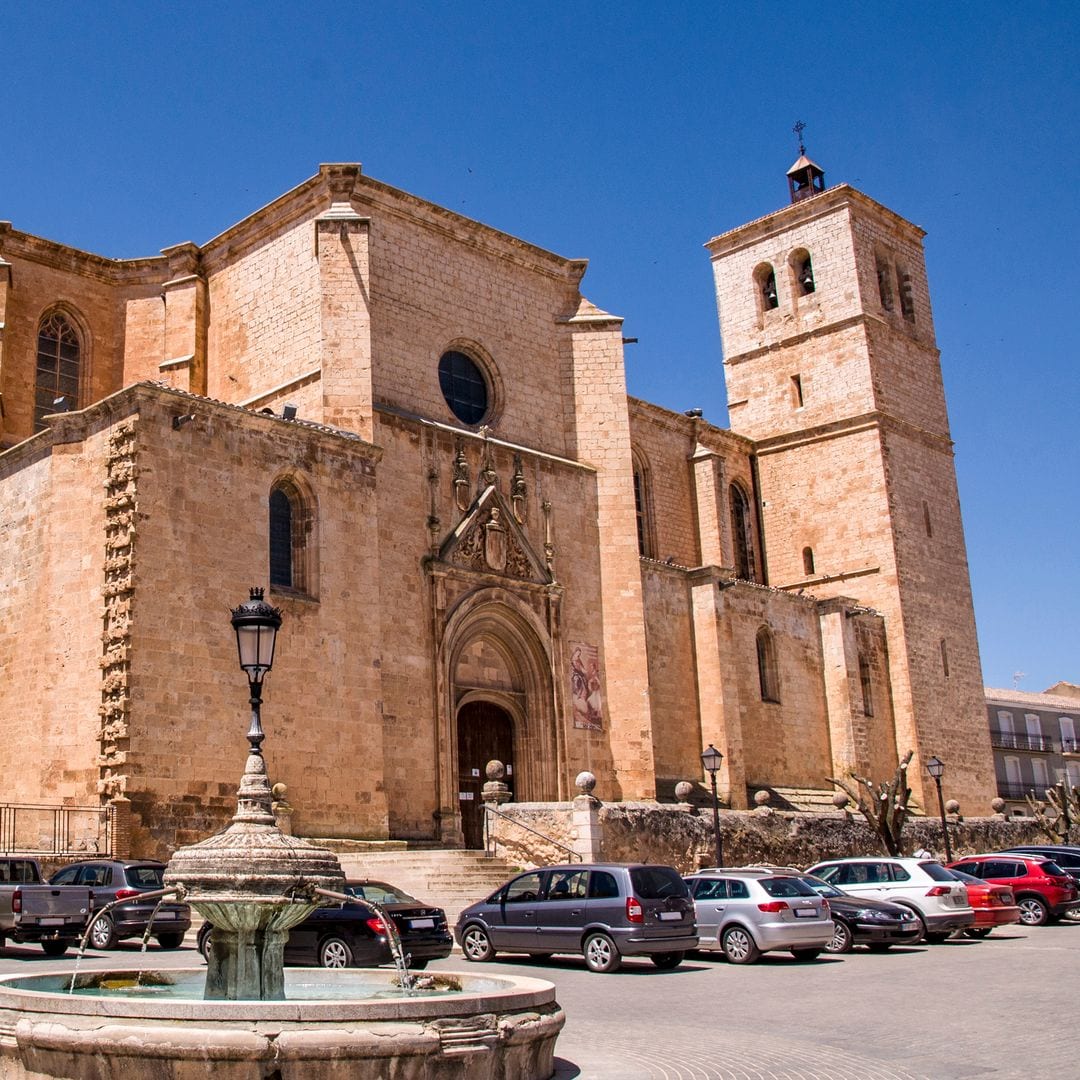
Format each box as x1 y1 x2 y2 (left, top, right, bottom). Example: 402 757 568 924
658 911 682 921
153 912 177 919
795 908 817 918
37 918 66 926
409 918 435 929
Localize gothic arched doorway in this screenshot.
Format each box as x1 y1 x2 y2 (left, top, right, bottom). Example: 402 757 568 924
456 701 515 848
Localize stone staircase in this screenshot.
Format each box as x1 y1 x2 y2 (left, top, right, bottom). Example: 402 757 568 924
315 845 523 928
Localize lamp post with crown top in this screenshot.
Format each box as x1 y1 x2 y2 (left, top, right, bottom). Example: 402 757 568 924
701 744 724 868
926 756 953 863
230 587 282 756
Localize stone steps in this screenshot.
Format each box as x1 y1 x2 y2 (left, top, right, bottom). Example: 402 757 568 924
312 847 523 928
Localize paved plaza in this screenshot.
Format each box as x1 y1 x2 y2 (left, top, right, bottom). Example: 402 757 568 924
0 922 1072 1078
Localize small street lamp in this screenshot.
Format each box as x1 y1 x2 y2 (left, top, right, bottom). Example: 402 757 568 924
230 587 282 756
926 755 953 863
701 744 724 868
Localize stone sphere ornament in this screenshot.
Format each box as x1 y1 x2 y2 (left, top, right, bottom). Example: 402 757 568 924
485 759 506 781
832 791 851 809
674 781 694 802
575 771 597 795
753 789 771 807
945 799 960 814
991 797 1006 813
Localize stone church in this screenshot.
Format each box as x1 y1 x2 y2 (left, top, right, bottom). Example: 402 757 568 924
0 155 995 858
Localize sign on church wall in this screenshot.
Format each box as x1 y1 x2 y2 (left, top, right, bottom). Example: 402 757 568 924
570 643 603 731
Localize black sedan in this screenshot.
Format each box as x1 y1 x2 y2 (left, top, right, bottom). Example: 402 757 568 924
197 880 452 969
796 873 923 952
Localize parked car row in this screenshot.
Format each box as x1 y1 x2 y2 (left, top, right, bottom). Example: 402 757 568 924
453 847 1080 973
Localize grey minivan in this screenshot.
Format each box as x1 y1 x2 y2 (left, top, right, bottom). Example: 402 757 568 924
455 863 697 972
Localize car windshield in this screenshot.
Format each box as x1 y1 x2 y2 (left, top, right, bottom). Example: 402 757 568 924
760 876 818 898
630 866 689 899
918 862 956 882
346 882 419 904
800 876 843 898
127 866 164 888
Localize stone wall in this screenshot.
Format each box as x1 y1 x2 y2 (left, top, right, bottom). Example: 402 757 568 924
488 800 1049 874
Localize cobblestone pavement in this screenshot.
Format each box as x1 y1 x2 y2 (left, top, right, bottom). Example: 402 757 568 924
0 920 1075 1078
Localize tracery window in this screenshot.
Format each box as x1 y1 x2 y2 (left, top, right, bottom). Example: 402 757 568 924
35 312 82 432
438 349 489 425
729 484 755 581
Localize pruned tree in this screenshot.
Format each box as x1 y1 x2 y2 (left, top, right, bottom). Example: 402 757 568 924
827 751 914 857
1024 781 1080 843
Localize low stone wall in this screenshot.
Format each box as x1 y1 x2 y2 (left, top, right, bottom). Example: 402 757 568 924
486 800 1048 872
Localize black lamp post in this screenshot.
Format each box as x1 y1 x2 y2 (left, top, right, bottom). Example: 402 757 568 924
701 744 724 868
230 587 282 756
926 756 953 863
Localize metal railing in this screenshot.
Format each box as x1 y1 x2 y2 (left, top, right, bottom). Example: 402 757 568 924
996 782 1041 801
1062 739 1080 754
0 803 112 859
990 732 1053 752
483 804 581 862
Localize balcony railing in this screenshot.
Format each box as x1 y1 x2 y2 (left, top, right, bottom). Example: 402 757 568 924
1063 739 1080 754
990 731 1053 752
996 782 1041 801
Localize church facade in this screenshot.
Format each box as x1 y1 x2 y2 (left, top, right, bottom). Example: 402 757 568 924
0 160 995 858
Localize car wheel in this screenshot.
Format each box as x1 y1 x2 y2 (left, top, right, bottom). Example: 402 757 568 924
156 932 185 950
89 913 117 950
1017 896 1049 926
318 936 354 968
650 951 685 970
583 932 621 973
964 927 992 938
41 940 67 957
826 919 853 954
866 942 892 953
903 909 928 943
198 928 213 962
790 947 822 962
461 925 496 963
721 925 760 965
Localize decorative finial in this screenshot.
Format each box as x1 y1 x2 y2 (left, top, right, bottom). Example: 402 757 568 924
793 120 807 155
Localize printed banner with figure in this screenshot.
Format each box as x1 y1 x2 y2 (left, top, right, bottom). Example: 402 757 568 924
570 643 603 730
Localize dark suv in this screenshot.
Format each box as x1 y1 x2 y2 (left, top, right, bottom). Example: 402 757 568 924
50 860 191 949
455 863 697 972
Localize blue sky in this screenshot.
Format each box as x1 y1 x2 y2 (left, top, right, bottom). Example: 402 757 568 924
2 3 1076 692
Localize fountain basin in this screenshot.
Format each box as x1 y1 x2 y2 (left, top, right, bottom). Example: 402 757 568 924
0 968 564 1079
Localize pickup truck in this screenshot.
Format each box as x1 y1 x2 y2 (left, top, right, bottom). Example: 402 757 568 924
0 858 91 955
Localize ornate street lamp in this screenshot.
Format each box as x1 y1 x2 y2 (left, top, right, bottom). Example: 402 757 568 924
701 744 724 868
926 755 953 863
230 587 282 756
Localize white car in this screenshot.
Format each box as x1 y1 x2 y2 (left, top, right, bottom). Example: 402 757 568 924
805 857 974 942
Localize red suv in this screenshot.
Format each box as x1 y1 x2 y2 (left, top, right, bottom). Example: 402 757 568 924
947 854 1078 927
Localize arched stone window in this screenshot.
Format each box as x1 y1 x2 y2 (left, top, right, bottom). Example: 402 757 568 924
790 248 815 295
631 450 654 558
268 476 317 597
34 311 83 432
875 256 894 311
754 263 779 313
802 546 815 575
756 626 780 703
729 484 755 581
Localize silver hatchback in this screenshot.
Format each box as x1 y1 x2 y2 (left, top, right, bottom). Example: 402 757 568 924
684 869 834 964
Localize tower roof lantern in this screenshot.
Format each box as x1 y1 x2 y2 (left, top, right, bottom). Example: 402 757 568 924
787 122 826 203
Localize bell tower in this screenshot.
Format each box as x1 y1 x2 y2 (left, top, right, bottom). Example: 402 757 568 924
705 152 995 812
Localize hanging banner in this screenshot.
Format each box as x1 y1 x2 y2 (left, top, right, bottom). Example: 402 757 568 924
570 642 603 731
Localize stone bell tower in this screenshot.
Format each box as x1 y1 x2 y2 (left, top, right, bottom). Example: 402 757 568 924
704 149 995 812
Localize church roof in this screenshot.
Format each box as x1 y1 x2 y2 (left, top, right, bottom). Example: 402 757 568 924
786 153 823 176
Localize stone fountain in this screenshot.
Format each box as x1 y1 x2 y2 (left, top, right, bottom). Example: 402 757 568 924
0 590 563 1078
